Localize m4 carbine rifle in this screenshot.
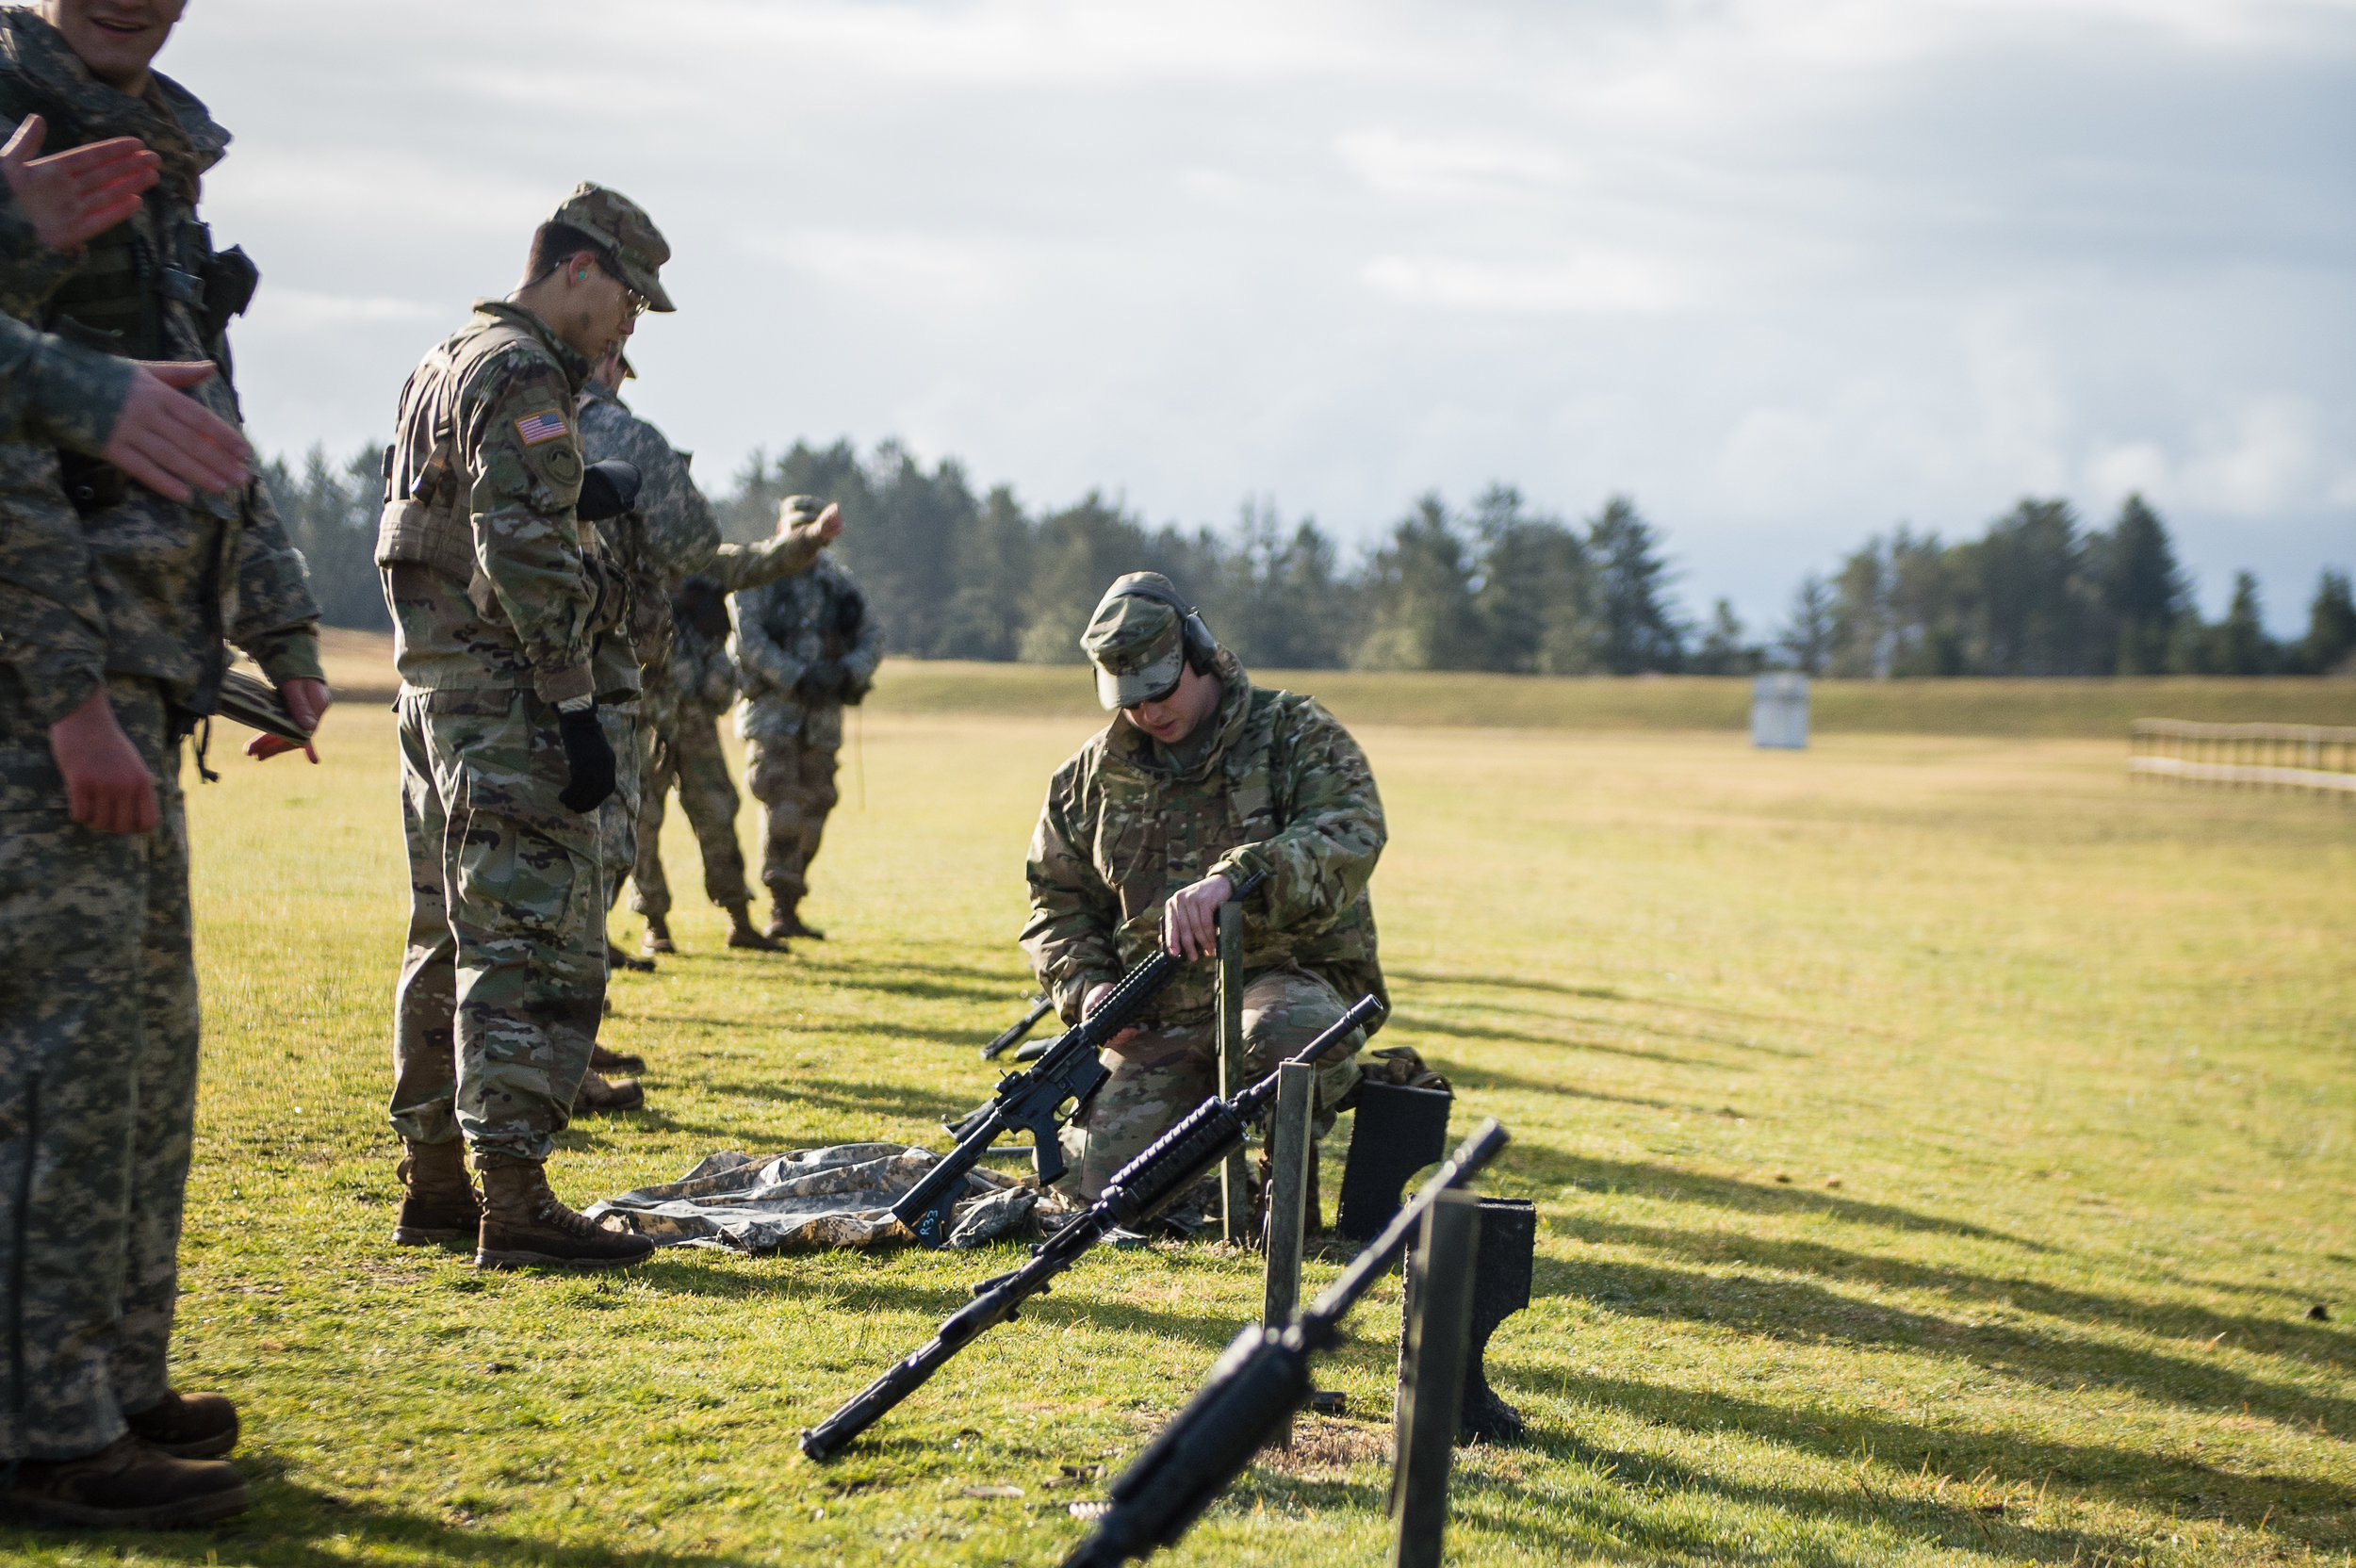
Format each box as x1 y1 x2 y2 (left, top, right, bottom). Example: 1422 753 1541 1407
892 869 1268 1248
802 993 1383 1462
1060 1119 1511 1568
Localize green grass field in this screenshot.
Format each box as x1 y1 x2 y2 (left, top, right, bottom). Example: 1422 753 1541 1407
6 670 2352 1566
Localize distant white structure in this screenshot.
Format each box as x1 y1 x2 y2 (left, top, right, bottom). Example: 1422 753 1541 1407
1752 674 1810 749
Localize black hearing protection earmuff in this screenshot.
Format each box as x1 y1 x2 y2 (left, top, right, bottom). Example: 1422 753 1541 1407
1106 580 1219 674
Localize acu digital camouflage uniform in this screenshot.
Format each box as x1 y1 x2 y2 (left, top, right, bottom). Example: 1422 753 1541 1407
1021 580 1385 1201
380 296 635 1167
628 500 828 926
0 8 322 1462
731 552 883 931
571 375 721 923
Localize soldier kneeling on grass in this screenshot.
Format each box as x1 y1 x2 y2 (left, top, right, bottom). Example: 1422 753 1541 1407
1021 573 1424 1233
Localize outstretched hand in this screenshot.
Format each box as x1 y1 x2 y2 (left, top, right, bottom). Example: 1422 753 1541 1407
105 362 253 501
781 499 843 544
1 116 157 251
245 678 332 762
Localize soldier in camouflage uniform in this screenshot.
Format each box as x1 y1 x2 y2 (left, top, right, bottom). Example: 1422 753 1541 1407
631 491 841 955
576 356 840 971
1022 574 1387 1204
0 2 329 1527
379 184 671 1272
731 548 882 939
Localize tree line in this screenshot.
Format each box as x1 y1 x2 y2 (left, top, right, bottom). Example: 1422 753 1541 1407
267 438 2356 678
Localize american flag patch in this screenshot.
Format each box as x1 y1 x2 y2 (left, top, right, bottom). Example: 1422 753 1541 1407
515 409 568 446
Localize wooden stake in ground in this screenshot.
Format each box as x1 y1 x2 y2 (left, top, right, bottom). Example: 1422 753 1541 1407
1259 1058 1316 1447
1391 1188 1481 1568
1216 900 1251 1244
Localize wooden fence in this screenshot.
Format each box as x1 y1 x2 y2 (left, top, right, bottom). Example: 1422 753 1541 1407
2129 720 2356 797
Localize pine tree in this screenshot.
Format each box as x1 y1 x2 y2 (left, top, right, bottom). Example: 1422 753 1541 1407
2300 569 2356 676
2088 494 2186 675
1589 496 1683 674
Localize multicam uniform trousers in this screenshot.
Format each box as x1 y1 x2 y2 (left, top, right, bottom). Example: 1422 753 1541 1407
629 715 754 920
0 678 197 1459
1059 961 1367 1201
388 687 604 1163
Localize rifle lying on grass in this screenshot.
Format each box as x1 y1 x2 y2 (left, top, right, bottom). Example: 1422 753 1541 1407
895 869 1268 1248
1059 1119 1510 1568
802 993 1383 1462
978 993 1055 1061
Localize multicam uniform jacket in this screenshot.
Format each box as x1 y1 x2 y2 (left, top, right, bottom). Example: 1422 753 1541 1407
1020 650 1387 1030
730 552 883 750
0 7 319 734
378 301 627 704
660 522 829 729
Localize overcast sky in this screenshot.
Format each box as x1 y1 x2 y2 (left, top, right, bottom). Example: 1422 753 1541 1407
169 0 2352 632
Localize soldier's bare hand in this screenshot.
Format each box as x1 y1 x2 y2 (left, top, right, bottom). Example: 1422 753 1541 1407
1084 981 1141 1054
105 363 252 501
49 685 157 834
1161 874 1235 961
0 116 158 251
246 678 331 762
780 500 843 544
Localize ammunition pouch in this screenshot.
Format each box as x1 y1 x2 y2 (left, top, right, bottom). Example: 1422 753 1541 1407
198 245 259 344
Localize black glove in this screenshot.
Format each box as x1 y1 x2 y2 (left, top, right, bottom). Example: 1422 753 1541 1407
575 460 642 523
556 707 615 813
794 659 844 704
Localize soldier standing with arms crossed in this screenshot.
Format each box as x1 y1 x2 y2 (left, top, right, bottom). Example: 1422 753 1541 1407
572 355 848 965
731 537 881 941
0 0 329 1527
379 184 670 1271
1023 574 1387 1209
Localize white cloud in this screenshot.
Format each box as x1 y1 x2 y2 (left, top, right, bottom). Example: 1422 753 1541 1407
1362 253 1687 315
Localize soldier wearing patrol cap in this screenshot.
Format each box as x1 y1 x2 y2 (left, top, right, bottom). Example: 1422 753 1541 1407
1020 572 1391 1211
377 182 674 1271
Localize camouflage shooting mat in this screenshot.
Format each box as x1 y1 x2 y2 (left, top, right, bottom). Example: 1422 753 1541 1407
582 1142 1074 1253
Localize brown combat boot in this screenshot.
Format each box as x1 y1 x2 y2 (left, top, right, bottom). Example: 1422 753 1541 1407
641 916 674 955
573 1069 645 1114
393 1137 479 1246
590 1042 645 1075
607 939 656 973
123 1391 239 1459
728 900 786 951
4 1434 248 1527
474 1158 655 1270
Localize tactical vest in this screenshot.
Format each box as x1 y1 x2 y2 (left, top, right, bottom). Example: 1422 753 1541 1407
0 76 257 367
377 319 609 630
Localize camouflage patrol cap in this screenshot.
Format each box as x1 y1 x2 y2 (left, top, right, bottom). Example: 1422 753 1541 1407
1082 572 1190 710
549 182 677 312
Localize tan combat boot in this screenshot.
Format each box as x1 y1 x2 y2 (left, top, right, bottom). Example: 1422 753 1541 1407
4 1434 248 1527
589 1042 645 1075
393 1137 480 1245
641 915 674 955
607 939 655 973
727 900 785 951
474 1157 656 1270
573 1069 645 1113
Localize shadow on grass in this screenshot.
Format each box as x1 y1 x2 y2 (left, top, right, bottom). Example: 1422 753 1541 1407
1538 1370 2352 1551
1562 1212 2356 1375
1548 1250 2356 1441
1387 1012 1721 1069
636 1249 1252 1358
1507 1144 2044 1248
1390 968 1850 1053
1439 1063 1715 1115
0 1478 762 1567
